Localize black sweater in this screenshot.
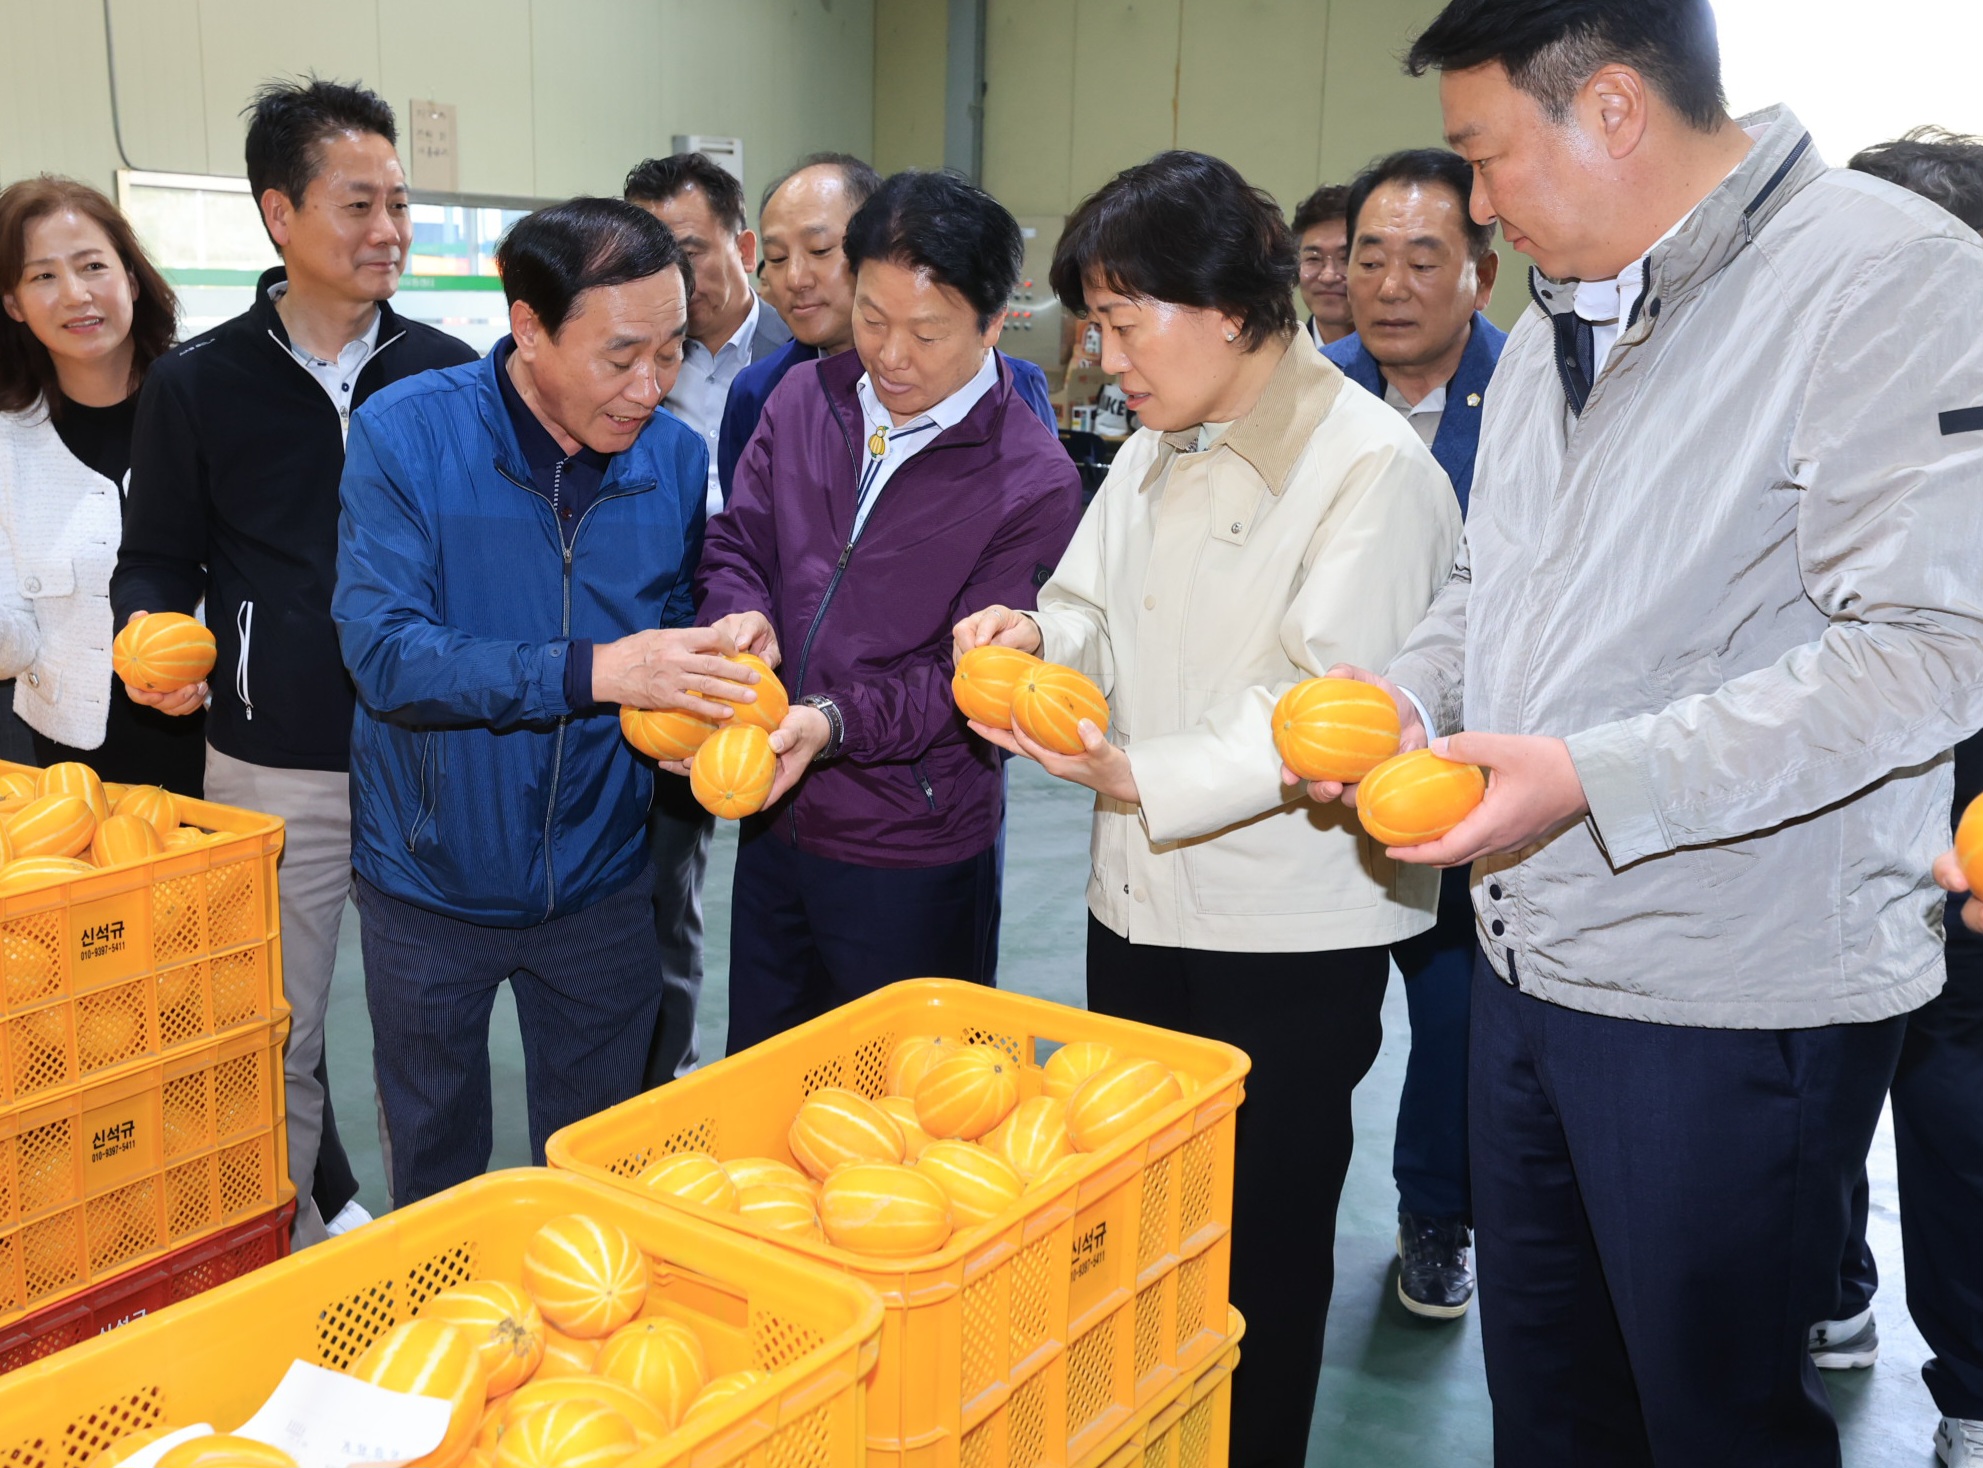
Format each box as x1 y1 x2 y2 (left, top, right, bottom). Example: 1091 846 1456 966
112 268 478 772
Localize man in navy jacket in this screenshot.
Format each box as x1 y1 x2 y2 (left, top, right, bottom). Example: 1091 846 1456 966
1324 147 1505 1320
334 199 758 1205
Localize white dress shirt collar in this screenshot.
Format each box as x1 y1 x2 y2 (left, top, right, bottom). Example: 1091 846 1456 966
849 348 1000 539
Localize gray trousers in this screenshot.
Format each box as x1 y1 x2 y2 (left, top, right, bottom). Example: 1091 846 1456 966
644 775 711 1083
204 746 350 1249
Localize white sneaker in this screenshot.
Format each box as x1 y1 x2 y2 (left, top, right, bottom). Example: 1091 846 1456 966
1807 1307 1879 1369
1938 1416 1983 1466
323 1199 374 1237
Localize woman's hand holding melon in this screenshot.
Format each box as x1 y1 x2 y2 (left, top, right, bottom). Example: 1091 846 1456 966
118 612 209 717
951 607 1136 802
595 626 758 723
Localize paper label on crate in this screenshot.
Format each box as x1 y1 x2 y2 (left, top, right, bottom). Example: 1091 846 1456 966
102 1425 214 1468
233 1361 450 1467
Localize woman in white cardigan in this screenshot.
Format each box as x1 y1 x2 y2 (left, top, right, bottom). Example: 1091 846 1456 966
954 152 1462 1468
0 176 204 792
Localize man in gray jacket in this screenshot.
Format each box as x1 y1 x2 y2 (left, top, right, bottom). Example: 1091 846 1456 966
1298 0 1983 1461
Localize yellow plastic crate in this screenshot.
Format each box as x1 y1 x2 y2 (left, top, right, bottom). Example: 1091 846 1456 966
0 1017 291 1325
1084 1312 1239 1468
0 762 285 1109
546 979 1248 1468
0 1169 883 1468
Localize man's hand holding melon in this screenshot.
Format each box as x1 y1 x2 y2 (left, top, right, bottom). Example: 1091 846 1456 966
1281 662 1586 869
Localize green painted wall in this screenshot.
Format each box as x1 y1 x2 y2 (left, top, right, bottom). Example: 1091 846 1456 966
873 0 949 174
1 0 876 209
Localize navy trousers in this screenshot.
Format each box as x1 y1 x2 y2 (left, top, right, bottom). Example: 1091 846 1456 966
358 865 665 1207
1391 865 1476 1221
725 820 1000 1054
1471 953 1906 1467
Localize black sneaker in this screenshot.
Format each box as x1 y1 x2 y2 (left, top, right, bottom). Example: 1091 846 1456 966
1396 1212 1475 1319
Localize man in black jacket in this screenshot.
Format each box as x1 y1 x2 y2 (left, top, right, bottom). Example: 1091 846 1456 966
111 78 476 1246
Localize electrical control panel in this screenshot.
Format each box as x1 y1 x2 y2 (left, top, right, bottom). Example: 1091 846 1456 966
1002 214 1067 369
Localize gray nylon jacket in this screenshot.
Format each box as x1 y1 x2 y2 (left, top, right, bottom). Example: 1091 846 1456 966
1385 107 1983 1028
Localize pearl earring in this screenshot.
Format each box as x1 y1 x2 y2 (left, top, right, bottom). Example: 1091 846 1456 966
1225 330 1237 342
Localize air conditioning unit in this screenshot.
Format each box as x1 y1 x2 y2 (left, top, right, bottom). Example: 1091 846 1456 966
672 136 744 188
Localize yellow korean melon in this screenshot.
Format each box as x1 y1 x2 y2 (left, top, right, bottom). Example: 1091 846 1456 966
114 784 179 838
596 1315 707 1426
1271 676 1402 783
519 1214 648 1338
162 826 207 851
421 1279 546 1396
788 1086 905 1180
736 1181 821 1238
37 762 110 825
723 1155 815 1196
6 794 94 859
1354 748 1488 848
90 812 163 868
688 724 776 820
913 1044 1019 1140
155 1438 298 1468
950 644 1042 730
876 1095 935 1159
349 1318 489 1467
1955 790 1983 893
884 1033 952 1097
819 1161 953 1257
0 771 35 801
535 1324 600 1379
996 1096 1073 1180
495 1400 638 1468
502 1376 667 1445
1066 1057 1183 1153
112 611 216 693
710 652 790 735
1042 1040 1117 1100
637 1150 738 1211
915 1140 1022 1228
1025 1152 1094 1195
0 855 93 894
620 705 717 763
682 1370 770 1428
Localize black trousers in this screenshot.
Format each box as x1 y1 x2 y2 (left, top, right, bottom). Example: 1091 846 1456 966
1471 953 1905 1467
726 819 1001 1054
1085 917 1389 1468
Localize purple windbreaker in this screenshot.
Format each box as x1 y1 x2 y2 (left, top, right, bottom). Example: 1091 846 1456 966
697 349 1083 867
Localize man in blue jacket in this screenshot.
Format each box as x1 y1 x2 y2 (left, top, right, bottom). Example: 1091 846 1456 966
1324 147 1504 1320
334 198 760 1205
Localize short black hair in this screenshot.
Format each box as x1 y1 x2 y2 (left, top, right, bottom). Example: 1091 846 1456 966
1344 150 1496 263
843 171 1023 333
1849 127 1983 232
1049 150 1296 352
495 197 693 338
243 77 397 232
759 152 885 221
1292 184 1351 238
623 154 747 236
1407 0 1728 133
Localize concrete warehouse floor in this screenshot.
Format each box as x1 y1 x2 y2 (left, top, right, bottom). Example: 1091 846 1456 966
321 760 1943 1467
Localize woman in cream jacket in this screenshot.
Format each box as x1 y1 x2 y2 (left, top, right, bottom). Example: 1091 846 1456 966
955 151 1461 1468
0 177 204 791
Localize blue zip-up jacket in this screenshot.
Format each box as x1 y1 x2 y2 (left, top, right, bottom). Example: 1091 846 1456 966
334 349 706 926
1324 310 1506 514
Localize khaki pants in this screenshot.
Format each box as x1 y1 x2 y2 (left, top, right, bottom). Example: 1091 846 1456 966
204 746 350 1248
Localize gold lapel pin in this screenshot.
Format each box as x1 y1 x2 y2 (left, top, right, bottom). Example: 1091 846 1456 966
1467 393 1482 408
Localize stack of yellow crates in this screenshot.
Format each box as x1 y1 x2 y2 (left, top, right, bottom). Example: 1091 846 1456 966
0 761 292 1368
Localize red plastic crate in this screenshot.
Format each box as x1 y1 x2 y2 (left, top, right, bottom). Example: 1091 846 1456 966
0 1201 292 1374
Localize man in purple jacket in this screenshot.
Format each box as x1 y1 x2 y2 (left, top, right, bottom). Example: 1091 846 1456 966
695 171 1084 1050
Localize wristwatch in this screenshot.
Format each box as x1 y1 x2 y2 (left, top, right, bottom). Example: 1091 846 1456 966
796 694 844 761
